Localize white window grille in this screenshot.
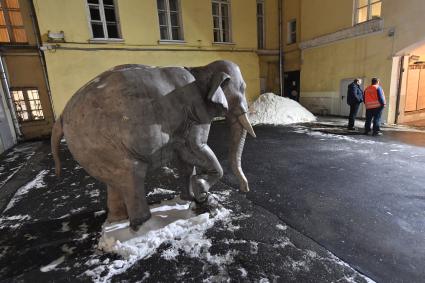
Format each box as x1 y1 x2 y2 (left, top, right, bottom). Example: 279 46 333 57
157 0 183 41
212 0 231 43
257 0 265 49
355 0 382 24
11 89 44 122
87 0 121 39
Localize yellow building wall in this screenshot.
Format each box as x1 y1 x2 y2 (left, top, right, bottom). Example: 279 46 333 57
33 0 260 116
44 50 259 116
300 33 393 118
300 0 353 41
258 0 301 94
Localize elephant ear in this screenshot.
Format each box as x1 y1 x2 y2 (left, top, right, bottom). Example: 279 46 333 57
207 72 231 110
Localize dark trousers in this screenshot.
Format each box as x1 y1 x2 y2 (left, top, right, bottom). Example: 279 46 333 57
365 106 384 133
348 103 360 129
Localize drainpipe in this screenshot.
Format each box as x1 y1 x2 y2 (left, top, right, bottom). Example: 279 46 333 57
0 57 23 138
278 0 283 97
394 56 404 124
28 0 56 120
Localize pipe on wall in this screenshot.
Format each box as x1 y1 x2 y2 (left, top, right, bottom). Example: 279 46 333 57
394 56 405 124
278 0 283 97
28 0 56 120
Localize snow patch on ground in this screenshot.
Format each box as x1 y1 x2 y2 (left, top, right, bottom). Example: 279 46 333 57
0 214 31 229
293 127 379 145
40 256 65 272
4 170 49 211
147 188 176 197
85 193 232 282
248 93 316 125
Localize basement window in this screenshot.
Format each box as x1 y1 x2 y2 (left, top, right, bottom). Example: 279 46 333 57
157 0 183 41
212 0 231 43
0 0 28 43
287 19 296 44
11 89 44 122
355 0 382 24
87 0 121 39
257 0 265 49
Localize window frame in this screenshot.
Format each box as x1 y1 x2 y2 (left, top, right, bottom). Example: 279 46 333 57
10 87 45 123
157 0 184 42
86 0 122 41
287 19 296 45
354 0 382 25
256 0 265 49
0 0 28 44
212 0 232 43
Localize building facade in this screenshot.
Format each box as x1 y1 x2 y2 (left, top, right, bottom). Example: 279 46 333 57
0 0 55 152
2 0 424 147
298 0 425 124
32 0 264 117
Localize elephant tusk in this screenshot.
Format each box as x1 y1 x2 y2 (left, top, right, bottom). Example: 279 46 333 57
238 113 256 138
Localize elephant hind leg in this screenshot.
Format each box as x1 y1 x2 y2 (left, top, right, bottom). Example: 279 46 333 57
106 185 128 222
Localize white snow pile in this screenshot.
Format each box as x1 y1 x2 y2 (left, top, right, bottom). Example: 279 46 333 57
248 93 316 125
85 194 232 282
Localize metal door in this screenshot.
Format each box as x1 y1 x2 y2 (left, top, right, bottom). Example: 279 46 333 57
405 64 425 112
0 92 15 151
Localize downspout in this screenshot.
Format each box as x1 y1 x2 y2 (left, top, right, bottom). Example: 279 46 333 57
394 56 404 124
0 57 22 138
278 0 283 96
28 0 56 120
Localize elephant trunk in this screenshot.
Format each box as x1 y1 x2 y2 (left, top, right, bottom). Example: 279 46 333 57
228 114 254 192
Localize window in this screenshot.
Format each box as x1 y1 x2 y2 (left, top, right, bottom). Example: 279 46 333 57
11 89 44 122
287 19 296 44
212 0 231 43
355 0 382 24
87 0 120 39
0 0 27 43
257 0 265 49
157 0 183 41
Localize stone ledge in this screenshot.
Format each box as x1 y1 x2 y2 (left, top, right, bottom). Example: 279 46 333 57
300 18 384 50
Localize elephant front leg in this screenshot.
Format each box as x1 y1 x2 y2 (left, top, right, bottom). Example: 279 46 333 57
177 124 223 203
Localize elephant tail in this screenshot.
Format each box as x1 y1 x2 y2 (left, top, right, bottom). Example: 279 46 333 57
51 115 64 177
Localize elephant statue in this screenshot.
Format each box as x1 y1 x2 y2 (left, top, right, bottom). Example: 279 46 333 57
51 60 256 231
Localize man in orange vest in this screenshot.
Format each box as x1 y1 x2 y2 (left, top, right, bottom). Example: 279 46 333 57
364 78 386 136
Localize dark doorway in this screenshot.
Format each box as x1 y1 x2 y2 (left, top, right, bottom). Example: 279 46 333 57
284 70 300 101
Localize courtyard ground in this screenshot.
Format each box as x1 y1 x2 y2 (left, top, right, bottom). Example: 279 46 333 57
0 117 424 282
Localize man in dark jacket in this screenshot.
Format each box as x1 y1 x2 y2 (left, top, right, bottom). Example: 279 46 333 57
346 78 363 130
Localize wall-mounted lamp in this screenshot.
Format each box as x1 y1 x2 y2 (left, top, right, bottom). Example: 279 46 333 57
47 30 65 42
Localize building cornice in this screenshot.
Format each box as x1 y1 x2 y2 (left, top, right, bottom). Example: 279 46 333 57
300 18 384 50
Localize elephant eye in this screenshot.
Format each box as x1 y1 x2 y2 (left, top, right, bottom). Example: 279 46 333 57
240 82 246 92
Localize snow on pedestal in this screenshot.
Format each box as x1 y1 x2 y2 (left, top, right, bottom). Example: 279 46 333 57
98 197 197 254
89 196 231 282
248 93 316 125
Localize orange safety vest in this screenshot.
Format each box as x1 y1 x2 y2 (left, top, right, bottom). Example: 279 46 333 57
364 85 384 109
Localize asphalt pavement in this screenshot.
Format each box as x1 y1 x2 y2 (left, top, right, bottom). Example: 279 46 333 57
0 118 424 282
209 119 425 283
